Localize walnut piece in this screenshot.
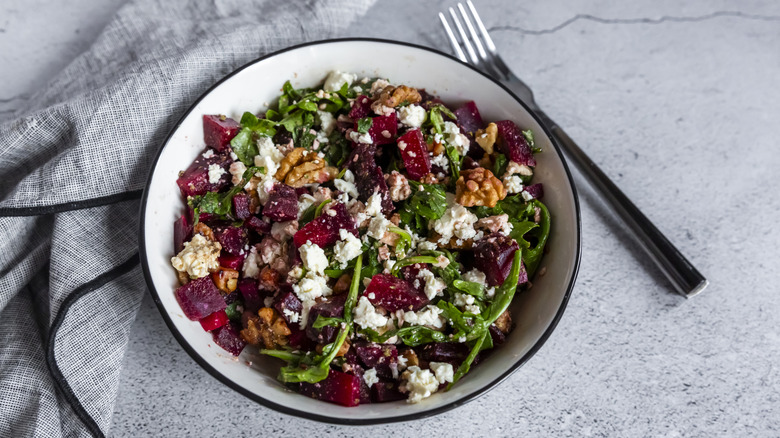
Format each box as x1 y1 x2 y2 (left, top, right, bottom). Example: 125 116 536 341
475 122 498 154
241 308 291 349
274 147 338 187
386 170 411 202
427 232 474 250
493 309 512 334
400 349 419 368
211 268 239 293
332 273 352 295
455 168 507 208
193 222 215 241
476 214 510 234
375 85 422 108
317 338 350 357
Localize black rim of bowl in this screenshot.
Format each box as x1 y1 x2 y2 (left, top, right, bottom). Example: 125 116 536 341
139 37 582 425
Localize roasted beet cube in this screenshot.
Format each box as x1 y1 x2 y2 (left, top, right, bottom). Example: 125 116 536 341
489 324 506 346
495 120 536 167
287 324 310 349
354 341 398 379
246 216 271 235
203 115 240 152
173 214 192 254
473 233 520 287
371 380 406 403
232 192 252 220
199 310 229 331
523 183 544 200
364 274 429 312
218 253 245 270
274 291 303 325
237 278 262 313
305 294 347 343
349 95 372 120
397 129 431 181
293 202 357 248
454 101 484 133
212 322 246 356
214 226 247 256
263 184 298 222
176 150 232 198
362 112 397 145
299 369 362 407
420 342 469 367
175 276 226 320
347 144 393 214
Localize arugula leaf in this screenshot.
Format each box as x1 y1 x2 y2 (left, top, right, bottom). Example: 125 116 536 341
312 315 345 329
324 131 351 167
240 111 276 137
297 100 318 112
452 279 485 298
523 128 541 153
401 182 447 222
361 325 447 347
427 104 457 134
224 301 243 321
260 348 304 364
388 226 412 258
390 255 441 277
445 144 461 182
492 153 509 178
189 166 260 223
357 117 373 134
229 128 258 166
522 200 550 276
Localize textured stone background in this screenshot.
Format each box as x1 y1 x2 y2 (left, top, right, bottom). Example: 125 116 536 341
2 0 779 436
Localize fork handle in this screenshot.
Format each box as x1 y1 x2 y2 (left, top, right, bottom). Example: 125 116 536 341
535 111 708 298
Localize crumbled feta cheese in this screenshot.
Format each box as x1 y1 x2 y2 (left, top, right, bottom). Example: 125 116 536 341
334 171 359 199
397 104 426 128
398 305 444 329
370 78 391 95
462 269 487 287
503 175 524 194
201 149 215 158
230 151 238 161
171 234 222 278
442 121 470 155
207 164 226 184
401 366 440 404
283 309 301 324
429 362 454 384
293 272 333 327
254 136 284 176
256 174 276 205
241 245 261 279
317 110 336 135
417 240 438 252
417 269 446 300
229 161 248 186
363 368 380 388
298 241 329 274
430 153 449 168
383 259 396 273
333 229 362 268
323 70 357 92
297 194 317 218
397 354 408 370
353 296 388 330
271 220 297 242
432 202 478 244
364 193 384 217
367 215 391 240
348 129 373 144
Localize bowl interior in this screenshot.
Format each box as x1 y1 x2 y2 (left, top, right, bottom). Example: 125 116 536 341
141 39 579 423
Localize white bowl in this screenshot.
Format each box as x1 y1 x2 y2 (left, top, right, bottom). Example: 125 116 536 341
139 38 580 424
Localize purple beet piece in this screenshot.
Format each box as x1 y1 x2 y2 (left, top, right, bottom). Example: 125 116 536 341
371 379 406 403
454 101 484 133
175 276 227 321
420 342 469 367
354 341 398 379
305 294 347 343
347 144 393 214
274 291 303 325
203 115 241 152
523 183 544 200
212 322 246 356
263 184 298 222
237 278 262 313
349 94 372 120
365 274 429 312
473 233 520 287
173 214 192 254
246 216 271 235
273 126 293 147
176 150 232 198
293 202 357 248
232 192 252 220
489 324 506 346
218 253 244 270
397 129 431 181
362 112 397 145
495 120 536 167
299 369 362 407
461 156 480 170
214 226 247 256
294 187 309 196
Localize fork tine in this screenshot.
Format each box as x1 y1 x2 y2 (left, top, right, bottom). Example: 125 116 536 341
457 3 486 60
439 12 467 62
466 0 512 77
448 7 479 65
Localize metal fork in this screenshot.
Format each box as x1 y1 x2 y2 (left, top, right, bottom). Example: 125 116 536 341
440 1 708 298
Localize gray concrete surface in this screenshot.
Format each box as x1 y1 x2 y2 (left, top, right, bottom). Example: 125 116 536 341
2 0 780 436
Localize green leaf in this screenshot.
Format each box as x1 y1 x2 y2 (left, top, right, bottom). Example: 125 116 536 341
260 348 303 364
314 199 332 218
448 331 488 389
390 255 441 277
324 131 351 167
189 166 260 222
400 183 447 226
229 128 258 166
240 111 276 137
445 145 461 182
492 153 509 178
427 104 457 134
224 301 243 321
522 200 551 276
388 226 412 258
523 129 541 153
297 100 318 112
357 117 373 134
452 279 485 298
312 315 345 329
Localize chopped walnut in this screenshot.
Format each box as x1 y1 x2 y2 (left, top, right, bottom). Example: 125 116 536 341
389 213 401 226
533 206 542 224
455 168 507 208
476 214 511 234
421 173 439 185
493 309 512 334
258 265 281 291
193 222 215 241
504 160 533 178
386 171 411 202
380 231 400 246
475 122 498 154
377 245 391 262
400 349 419 368
274 147 338 187
427 232 474 250
313 186 332 204
211 268 239 293
176 270 189 286
333 273 352 295
241 308 291 349
374 85 422 108
316 338 350 357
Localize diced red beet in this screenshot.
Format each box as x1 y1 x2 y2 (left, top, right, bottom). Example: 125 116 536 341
360 112 397 145
274 291 303 325
473 233 520 287
293 202 357 248
305 294 347 344
299 369 362 407
176 150 232 198
237 278 262 313
461 156 480 170
354 341 398 379
495 120 536 167
263 184 298 222
454 101 484 133
364 274 429 312
199 309 229 331
212 322 246 356
349 95 372 120
214 226 247 256
420 342 469 367
218 253 245 270
173 214 192 254
232 192 251 220
489 324 506 346
347 144 393 214
175 276 227 320
523 183 544 200
203 115 240 152
246 216 271 235
371 380 406 403
397 129 431 181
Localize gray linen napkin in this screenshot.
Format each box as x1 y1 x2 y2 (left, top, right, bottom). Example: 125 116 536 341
0 0 375 436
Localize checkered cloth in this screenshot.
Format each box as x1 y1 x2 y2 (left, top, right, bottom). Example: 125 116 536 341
0 0 375 436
